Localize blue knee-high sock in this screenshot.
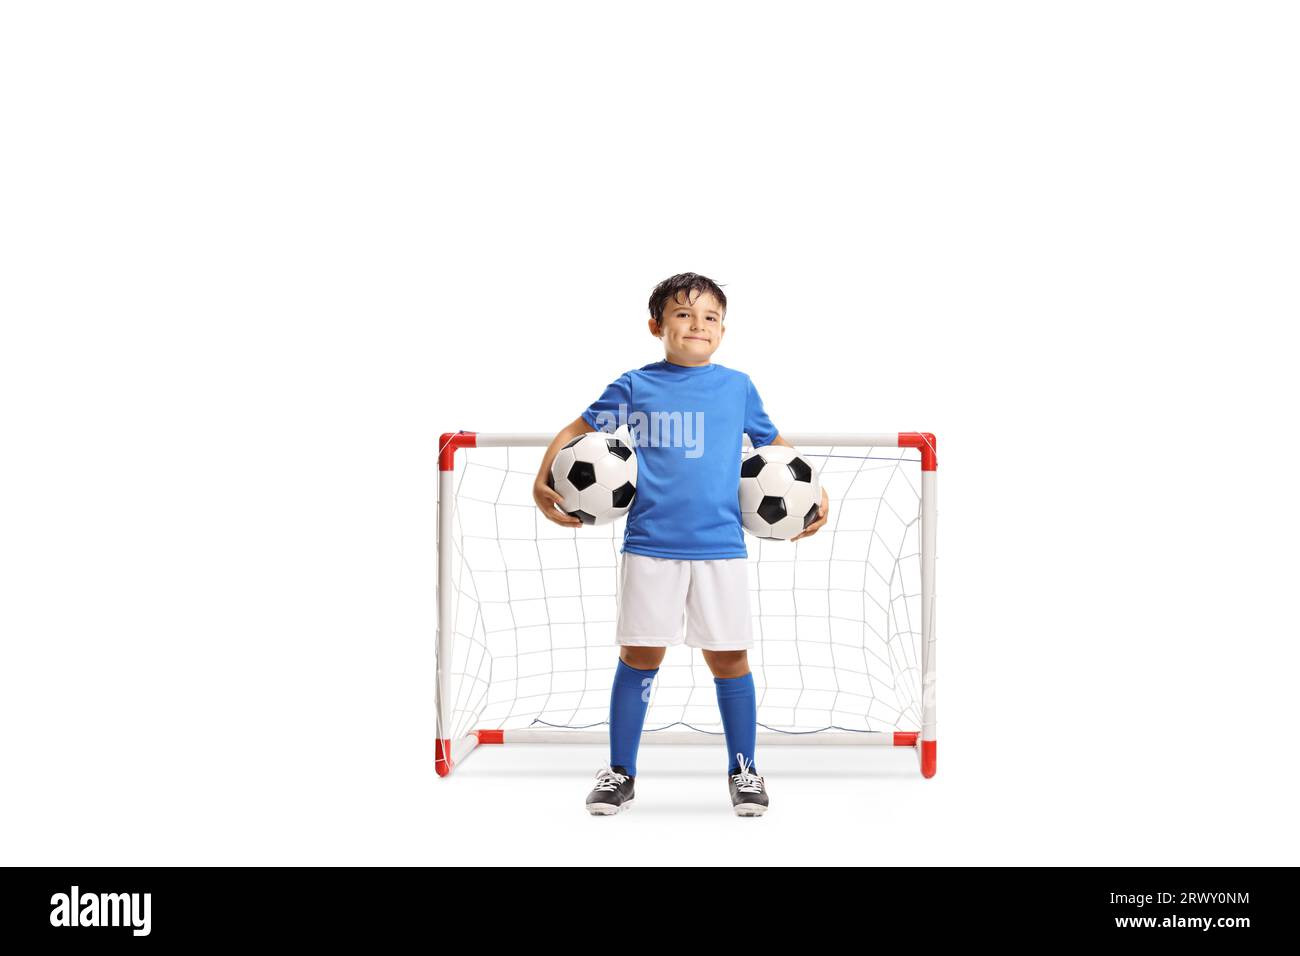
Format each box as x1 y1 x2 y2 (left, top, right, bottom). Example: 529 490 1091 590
715 672 757 774
610 658 658 777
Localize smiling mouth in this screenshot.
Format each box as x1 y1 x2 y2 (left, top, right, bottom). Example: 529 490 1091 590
685 337 709 342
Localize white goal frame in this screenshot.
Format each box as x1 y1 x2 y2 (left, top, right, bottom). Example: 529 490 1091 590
436 431 937 778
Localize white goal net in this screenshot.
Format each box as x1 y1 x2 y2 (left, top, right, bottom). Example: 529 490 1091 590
436 432 937 776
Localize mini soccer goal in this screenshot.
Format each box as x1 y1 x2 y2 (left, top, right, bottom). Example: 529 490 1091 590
436 431 937 778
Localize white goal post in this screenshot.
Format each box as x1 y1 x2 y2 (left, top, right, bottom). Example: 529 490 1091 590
436 431 937 778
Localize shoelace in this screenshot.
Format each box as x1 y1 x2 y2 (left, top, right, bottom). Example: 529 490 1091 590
593 767 629 792
730 753 764 794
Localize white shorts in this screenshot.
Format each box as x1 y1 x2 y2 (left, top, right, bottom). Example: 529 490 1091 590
615 551 755 651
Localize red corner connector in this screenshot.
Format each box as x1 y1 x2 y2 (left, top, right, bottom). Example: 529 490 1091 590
435 738 453 777
474 729 505 745
921 739 937 778
439 431 477 471
899 432 937 472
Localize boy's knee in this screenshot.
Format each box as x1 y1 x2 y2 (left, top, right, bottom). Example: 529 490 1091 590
701 649 749 678
620 647 666 670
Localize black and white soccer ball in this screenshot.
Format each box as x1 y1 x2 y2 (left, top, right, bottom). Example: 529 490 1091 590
547 430 638 526
739 444 821 540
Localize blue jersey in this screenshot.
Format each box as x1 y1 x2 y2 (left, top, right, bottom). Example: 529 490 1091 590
581 360 779 560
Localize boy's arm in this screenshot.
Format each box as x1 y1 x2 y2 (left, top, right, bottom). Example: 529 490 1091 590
769 434 831 541
533 416 595 528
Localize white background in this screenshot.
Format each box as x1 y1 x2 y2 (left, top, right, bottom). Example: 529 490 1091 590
2 1 1297 865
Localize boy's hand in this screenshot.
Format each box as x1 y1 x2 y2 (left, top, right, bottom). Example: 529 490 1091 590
790 487 830 542
534 477 583 528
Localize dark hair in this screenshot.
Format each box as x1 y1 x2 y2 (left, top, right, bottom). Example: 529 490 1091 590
647 273 727 328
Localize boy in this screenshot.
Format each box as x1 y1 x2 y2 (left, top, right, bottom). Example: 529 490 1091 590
531 273 830 816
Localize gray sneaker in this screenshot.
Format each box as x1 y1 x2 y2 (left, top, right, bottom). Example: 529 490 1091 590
728 754 768 816
586 765 635 815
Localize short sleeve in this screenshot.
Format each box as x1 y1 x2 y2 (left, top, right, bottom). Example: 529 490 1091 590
744 375 779 448
581 372 633 433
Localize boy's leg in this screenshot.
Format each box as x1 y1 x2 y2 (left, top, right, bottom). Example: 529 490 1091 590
703 649 757 774
611 553 689 777
609 647 666 776
683 557 758 775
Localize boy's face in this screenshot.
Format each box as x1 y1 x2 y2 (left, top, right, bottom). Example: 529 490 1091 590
649 290 725 366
